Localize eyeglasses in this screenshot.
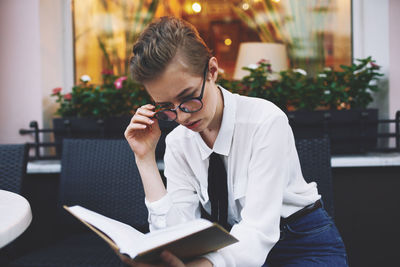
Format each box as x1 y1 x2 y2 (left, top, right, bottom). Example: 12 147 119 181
154 63 208 122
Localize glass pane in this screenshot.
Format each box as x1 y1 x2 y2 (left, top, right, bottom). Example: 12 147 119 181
73 0 159 83
73 0 351 82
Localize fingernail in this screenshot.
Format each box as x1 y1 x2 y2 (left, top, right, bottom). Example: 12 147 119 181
149 119 154 124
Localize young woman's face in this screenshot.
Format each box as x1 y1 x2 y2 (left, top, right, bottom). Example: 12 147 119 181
143 57 220 133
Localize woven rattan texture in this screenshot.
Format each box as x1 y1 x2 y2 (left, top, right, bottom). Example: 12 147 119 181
58 139 148 229
295 137 334 217
0 144 27 194
10 232 126 267
9 139 146 267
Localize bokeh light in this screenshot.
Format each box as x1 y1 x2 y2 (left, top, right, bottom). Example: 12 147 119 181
192 2 202 13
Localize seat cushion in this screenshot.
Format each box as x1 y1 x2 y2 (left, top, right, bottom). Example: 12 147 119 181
9 232 126 267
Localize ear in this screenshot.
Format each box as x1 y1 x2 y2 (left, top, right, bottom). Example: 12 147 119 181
208 57 219 83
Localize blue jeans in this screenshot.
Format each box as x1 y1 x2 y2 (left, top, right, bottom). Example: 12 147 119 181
263 207 348 266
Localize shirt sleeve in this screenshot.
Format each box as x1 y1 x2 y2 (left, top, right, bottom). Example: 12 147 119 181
145 137 201 232
214 113 293 267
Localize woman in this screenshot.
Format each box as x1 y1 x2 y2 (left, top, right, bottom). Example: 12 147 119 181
124 16 347 267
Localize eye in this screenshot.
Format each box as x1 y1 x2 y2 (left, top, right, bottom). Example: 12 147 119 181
181 106 190 112
182 94 195 102
181 90 197 102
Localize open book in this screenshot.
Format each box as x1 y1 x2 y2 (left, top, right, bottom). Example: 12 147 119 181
64 205 238 263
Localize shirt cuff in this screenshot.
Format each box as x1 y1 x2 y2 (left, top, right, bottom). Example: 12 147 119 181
145 193 173 229
202 251 226 267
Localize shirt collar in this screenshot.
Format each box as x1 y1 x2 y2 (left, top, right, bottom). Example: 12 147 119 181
194 86 237 160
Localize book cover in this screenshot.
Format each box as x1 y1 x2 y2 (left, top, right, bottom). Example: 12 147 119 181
64 205 238 263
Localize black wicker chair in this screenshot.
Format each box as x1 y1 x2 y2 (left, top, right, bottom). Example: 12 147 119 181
0 144 28 266
295 136 335 217
10 139 148 267
0 144 28 194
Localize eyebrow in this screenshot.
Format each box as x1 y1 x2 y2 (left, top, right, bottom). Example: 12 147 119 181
155 87 195 105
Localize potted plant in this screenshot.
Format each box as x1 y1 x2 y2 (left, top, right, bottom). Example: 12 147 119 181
307 58 382 153
51 71 177 159
52 70 149 137
218 57 383 154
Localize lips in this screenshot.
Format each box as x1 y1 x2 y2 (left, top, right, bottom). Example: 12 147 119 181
185 119 201 130
186 120 198 126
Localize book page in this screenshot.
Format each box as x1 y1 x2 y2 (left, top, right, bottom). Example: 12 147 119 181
66 206 237 262
135 222 238 263
139 219 212 253
67 205 144 257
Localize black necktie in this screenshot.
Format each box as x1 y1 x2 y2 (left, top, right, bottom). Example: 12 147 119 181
206 152 229 230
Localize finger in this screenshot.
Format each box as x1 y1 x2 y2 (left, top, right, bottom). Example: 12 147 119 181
131 114 155 125
143 103 155 109
161 251 184 267
137 104 155 113
136 107 156 117
124 124 147 139
127 123 147 130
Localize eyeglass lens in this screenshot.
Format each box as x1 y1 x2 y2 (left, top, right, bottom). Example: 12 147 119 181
155 99 203 121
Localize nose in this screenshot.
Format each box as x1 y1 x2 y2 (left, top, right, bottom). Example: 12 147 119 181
175 108 192 124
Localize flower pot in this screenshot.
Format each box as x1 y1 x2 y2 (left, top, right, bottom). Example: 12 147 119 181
53 117 178 159
287 109 378 154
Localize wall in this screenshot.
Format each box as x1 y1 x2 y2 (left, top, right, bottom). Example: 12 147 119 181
352 0 391 118
389 0 400 120
353 0 400 119
0 0 42 144
39 0 74 131
0 0 73 145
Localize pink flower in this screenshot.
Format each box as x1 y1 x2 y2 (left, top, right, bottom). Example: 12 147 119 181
370 62 380 69
64 93 72 101
240 84 250 91
52 87 62 95
114 76 127 89
101 69 114 75
257 59 269 65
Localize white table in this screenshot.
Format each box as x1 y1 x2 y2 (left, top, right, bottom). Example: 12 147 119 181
0 190 32 248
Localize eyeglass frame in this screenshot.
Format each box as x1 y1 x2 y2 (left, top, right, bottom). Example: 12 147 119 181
153 62 209 121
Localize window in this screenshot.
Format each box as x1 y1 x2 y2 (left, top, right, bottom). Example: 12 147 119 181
73 0 351 82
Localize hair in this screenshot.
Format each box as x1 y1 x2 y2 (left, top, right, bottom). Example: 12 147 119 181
130 16 212 83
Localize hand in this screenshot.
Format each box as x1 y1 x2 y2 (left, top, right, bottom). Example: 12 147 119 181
119 251 186 267
124 104 161 160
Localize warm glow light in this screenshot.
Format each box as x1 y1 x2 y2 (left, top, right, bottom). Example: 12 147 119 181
192 2 202 13
224 38 232 46
272 0 281 3
242 3 249 10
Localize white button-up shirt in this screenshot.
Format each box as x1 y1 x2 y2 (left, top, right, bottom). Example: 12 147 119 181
145 87 320 267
